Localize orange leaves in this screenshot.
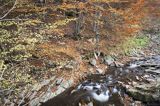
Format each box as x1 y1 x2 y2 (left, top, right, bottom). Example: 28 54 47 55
121 0 145 35
54 0 145 36
37 42 81 62
124 0 145 17
146 0 160 17
60 3 76 9
88 0 126 3
60 2 86 10
78 2 86 9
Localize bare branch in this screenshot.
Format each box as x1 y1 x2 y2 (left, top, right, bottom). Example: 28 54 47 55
0 0 18 20
0 18 29 22
0 1 13 10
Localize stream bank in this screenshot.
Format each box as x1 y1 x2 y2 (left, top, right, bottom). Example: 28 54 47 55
41 55 160 106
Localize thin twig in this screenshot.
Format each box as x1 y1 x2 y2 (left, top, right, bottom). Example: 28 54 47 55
0 1 13 10
0 69 5 80
0 18 29 22
0 0 18 20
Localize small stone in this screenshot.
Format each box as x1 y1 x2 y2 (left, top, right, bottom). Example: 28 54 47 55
56 78 63 86
125 85 130 89
55 86 65 95
41 80 50 86
124 69 130 73
64 64 74 69
112 86 118 93
136 76 139 80
104 56 115 65
106 75 113 81
114 61 124 67
146 78 156 82
89 59 96 66
143 74 150 78
134 101 142 105
128 63 138 69
96 68 103 74
46 60 56 68
132 81 137 85
87 102 94 106
89 68 94 72
13 99 17 103
4 99 10 104
128 82 132 85
29 98 40 106
88 38 96 44
78 102 82 106
64 61 77 69
10 102 15 106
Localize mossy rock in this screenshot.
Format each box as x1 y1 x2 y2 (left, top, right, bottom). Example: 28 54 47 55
127 88 156 102
126 83 160 103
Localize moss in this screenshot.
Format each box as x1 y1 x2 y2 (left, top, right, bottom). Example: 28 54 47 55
112 35 149 55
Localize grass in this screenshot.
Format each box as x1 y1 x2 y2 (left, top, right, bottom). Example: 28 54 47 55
122 36 149 55
110 35 149 55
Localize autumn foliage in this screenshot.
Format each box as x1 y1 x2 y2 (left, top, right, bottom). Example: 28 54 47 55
59 0 145 36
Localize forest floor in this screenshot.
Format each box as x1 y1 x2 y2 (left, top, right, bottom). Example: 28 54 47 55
0 0 160 106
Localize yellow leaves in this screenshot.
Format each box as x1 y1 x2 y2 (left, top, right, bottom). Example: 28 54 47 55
47 18 76 29
10 44 26 51
25 38 38 45
60 3 76 9
54 18 76 27
60 2 86 10
108 8 124 15
16 6 47 13
38 42 79 59
0 60 6 72
89 0 118 3
44 18 77 38
0 60 4 70
53 29 65 37
23 19 43 26
78 2 86 9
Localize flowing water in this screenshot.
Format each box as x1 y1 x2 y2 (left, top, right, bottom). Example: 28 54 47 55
41 55 160 106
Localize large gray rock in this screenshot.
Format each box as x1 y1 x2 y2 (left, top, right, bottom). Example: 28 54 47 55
125 55 160 103
29 78 74 106
126 81 160 102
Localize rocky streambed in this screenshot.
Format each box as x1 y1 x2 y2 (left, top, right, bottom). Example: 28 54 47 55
41 55 160 106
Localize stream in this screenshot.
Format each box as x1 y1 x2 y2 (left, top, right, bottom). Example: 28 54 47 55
41 55 160 106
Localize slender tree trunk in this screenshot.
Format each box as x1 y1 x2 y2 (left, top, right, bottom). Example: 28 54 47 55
94 10 101 52
75 11 84 39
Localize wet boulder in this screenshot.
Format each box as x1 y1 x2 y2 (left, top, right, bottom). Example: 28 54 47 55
126 80 160 103
125 55 160 103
